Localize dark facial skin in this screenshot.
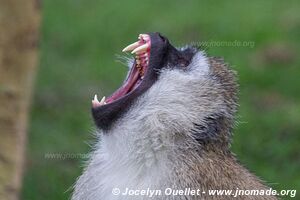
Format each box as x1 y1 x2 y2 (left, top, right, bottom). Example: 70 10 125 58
92 33 196 131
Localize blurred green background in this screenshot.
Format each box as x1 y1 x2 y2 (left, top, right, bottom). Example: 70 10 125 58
21 0 300 199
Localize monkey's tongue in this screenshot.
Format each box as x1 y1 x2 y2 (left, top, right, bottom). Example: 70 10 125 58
105 65 140 104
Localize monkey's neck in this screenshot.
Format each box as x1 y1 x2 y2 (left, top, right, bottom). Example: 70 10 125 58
74 128 273 200
100 126 229 183
98 135 266 194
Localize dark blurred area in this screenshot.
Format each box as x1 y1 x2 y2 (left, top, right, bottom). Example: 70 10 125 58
0 0 299 200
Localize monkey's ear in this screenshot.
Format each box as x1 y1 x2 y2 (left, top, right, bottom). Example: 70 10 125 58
191 114 227 145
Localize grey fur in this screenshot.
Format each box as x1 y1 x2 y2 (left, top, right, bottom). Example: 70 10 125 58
72 51 277 200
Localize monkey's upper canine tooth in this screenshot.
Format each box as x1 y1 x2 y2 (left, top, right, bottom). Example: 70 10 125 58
138 34 146 39
131 43 149 54
122 42 140 52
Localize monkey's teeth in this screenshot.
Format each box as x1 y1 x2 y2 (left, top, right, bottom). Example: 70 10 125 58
122 41 141 52
92 95 106 107
100 96 106 104
131 43 149 54
94 94 99 101
138 34 146 40
92 94 101 107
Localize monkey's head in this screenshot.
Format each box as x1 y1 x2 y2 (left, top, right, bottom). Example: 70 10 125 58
92 33 238 149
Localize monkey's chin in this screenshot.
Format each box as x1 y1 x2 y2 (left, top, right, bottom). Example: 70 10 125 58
92 34 151 108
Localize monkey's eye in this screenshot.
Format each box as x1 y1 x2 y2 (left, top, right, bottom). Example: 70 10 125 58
180 63 186 68
177 57 190 68
178 48 196 68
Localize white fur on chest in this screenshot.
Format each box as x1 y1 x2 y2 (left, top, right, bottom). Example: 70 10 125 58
86 126 173 200
72 52 218 200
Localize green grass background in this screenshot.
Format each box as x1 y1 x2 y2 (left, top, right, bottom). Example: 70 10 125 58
22 0 300 199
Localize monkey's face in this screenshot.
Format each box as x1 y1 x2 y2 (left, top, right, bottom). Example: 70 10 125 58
92 33 237 143
92 33 196 130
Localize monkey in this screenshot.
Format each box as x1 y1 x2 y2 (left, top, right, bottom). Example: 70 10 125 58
72 33 278 200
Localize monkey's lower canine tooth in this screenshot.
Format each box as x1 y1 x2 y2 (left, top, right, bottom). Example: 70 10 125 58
131 43 149 54
122 41 140 52
100 96 106 104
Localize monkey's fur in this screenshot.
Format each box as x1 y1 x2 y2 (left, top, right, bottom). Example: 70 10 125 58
72 41 277 200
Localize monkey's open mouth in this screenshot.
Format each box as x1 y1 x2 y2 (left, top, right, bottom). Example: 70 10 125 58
92 34 151 108
92 32 195 130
